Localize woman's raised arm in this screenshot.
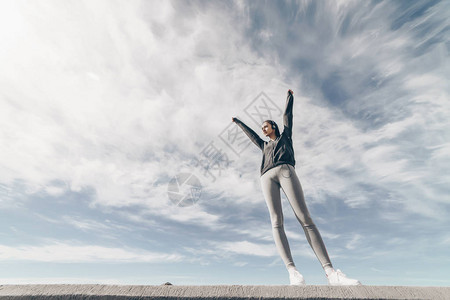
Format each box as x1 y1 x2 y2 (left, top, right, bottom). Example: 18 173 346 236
283 89 294 139
232 117 265 150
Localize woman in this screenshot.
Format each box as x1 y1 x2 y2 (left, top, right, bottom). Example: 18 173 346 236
231 89 361 286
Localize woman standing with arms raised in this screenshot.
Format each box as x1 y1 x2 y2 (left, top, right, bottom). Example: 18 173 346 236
232 89 361 286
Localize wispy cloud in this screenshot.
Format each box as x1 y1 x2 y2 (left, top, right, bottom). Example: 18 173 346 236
214 240 277 257
0 241 184 263
238 0 450 222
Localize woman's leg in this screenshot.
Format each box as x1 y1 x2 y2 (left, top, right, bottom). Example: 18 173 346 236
278 164 333 269
260 167 296 270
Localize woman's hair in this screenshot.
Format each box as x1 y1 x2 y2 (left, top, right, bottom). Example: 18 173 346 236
263 119 281 137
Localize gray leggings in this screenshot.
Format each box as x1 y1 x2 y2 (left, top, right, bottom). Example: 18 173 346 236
260 163 332 269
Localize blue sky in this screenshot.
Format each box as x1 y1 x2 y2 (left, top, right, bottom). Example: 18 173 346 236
0 0 449 286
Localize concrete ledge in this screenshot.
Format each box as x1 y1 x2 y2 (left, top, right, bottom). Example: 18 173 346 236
0 284 449 300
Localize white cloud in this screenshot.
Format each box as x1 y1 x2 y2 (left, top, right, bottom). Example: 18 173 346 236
266 0 450 218
345 233 363 250
59 216 111 232
0 0 288 223
0 241 184 263
220 240 277 257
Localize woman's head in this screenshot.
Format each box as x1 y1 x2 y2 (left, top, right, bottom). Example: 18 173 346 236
261 120 280 139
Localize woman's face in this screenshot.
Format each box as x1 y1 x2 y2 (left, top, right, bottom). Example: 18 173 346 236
261 122 273 136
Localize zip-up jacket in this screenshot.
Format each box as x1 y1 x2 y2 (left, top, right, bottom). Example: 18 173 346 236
234 92 295 176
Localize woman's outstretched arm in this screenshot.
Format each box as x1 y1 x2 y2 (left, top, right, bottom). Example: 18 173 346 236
232 117 265 151
283 89 294 139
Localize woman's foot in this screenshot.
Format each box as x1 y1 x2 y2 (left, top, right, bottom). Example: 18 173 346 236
326 268 361 286
288 268 306 285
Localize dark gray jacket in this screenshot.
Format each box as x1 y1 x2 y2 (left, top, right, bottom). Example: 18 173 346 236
234 92 295 176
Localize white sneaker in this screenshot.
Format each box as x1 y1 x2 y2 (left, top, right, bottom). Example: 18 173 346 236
288 269 306 285
327 269 361 286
